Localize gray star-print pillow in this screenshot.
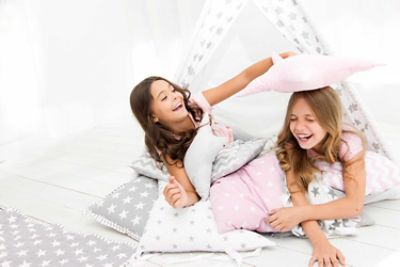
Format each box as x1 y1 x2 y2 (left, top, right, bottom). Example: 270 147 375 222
87 174 158 241
283 176 360 238
0 206 135 267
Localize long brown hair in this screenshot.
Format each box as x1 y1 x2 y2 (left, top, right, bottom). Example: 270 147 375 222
130 76 204 165
276 86 353 191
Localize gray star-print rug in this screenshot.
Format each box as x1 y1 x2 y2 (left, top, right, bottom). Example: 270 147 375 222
0 206 136 267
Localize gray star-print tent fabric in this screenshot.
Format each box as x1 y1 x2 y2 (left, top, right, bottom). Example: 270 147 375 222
174 0 393 161
0 207 135 267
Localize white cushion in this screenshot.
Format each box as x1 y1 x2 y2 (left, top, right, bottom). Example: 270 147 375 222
138 182 275 253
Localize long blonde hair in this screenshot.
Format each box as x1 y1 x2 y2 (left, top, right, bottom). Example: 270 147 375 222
276 86 350 191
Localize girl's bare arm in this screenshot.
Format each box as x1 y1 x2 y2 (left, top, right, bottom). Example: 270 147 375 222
202 51 295 106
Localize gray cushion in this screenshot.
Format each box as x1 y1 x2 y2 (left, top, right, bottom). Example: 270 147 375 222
87 175 158 241
183 116 228 199
130 153 168 181
0 206 135 266
130 137 272 183
211 138 268 182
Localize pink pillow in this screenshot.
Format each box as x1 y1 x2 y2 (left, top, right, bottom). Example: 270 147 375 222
238 53 381 96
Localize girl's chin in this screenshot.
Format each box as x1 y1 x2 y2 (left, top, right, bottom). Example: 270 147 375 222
297 139 315 149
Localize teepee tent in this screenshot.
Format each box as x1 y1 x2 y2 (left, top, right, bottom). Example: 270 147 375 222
174 0 393 160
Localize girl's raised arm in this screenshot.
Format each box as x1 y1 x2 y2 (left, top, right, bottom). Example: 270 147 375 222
202 51 295 106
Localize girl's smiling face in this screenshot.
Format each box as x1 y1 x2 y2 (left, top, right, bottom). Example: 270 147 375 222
150 79 189 127
289 97 328 150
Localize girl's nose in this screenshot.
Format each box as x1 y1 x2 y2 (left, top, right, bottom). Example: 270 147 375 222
294 122 306 131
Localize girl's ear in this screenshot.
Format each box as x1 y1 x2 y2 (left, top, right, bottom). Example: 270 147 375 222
151 114 159 123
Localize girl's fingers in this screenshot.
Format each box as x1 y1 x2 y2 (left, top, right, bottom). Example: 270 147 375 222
173 196 182 207
165 188 181 199
308 256 317 267
163 185 180 206
270 220 281 229
171 193 182 204
323 257 332 267
332 258 339 267
164 184 179 194
165 188 180 197
267 214 277 223
269 209 278 215
337 250 346 266
318 257 323 267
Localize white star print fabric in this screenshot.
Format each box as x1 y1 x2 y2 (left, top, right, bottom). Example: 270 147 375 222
136 182 275 255
0 207 135 267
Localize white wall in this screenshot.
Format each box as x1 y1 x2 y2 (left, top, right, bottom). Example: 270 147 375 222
0 0 202 144
303 0 400 128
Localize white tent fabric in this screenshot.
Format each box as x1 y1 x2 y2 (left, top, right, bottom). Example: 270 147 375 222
175 0 392 160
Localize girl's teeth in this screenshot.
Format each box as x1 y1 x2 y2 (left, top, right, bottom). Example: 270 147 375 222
298 134 312 141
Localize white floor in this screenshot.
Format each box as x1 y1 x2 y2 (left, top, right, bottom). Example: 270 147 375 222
1 121 400 267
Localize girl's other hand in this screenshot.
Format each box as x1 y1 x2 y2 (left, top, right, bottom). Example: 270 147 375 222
282 51 297 59
267 206 305 231
309 240 346 267
163 176 189 208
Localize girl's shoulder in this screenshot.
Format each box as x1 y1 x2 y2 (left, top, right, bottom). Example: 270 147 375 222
339 126 365 162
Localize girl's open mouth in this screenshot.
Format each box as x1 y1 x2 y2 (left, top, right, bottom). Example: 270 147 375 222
297 134 313 143
172 104 183 111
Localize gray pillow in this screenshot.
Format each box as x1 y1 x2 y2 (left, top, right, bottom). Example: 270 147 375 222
130 137 271 183
211 138 268 182
130 152 168 181
183 116 228 199
0 206 135 266
87 174 158 241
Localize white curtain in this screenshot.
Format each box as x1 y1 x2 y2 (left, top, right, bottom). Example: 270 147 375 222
0 0 202 144
0 0 42 144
